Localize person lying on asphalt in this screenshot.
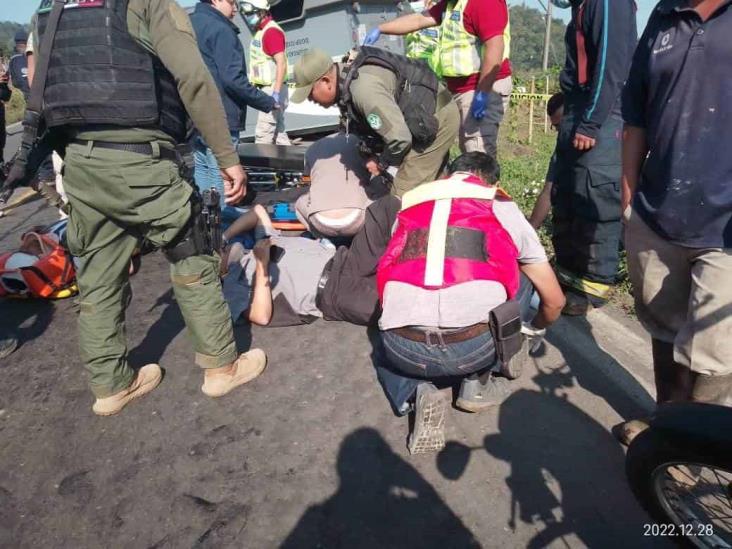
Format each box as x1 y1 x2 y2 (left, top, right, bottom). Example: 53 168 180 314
222 196 401 328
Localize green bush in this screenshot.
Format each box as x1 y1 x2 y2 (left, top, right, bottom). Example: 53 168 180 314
5 87 25 125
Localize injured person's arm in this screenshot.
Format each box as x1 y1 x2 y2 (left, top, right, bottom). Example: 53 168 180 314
246 239 274 326
223 204 276 245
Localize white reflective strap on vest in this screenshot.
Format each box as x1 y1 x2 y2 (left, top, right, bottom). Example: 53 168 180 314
400 175 498 210
401 173 498 287
438 0 510 78
249 20 286 86
424 198 452 286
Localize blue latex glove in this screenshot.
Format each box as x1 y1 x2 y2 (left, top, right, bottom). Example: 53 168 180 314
271 90 281 109
471 90 488 120
363 28 381 45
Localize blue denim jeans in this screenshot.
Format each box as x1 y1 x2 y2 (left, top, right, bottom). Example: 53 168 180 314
374 275 536 415
192 131 249 225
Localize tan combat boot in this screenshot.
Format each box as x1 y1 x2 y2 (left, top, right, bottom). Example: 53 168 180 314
92 364 163 416
201 349 267 398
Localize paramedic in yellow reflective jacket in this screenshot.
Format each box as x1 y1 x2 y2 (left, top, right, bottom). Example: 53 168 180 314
242 0 291 145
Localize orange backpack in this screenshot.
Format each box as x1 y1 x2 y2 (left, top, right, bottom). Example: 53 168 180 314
0 231 78 299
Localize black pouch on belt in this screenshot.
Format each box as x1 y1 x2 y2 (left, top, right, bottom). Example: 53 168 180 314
175 142 196 182
489 300 522 365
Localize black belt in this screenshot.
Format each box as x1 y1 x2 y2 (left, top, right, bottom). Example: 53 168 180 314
315 257 335 311
391 323 491 345
71 139 178 162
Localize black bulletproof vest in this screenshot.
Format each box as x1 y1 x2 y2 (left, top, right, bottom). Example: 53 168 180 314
339 46 440 152
36 0 187 142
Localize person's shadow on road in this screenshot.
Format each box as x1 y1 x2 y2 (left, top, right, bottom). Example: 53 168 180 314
435 365 668 548
544 314 655 421
281 427 480 549
128 287 253 368
0 298 54 353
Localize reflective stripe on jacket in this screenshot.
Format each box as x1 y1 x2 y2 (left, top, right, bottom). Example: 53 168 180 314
377 172 519 300
438 0 510 78
249 20 287 86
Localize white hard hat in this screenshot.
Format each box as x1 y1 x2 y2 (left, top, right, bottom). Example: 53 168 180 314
240 0 270 12
1 252 38 295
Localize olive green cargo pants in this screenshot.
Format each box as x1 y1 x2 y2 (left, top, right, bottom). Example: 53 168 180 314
63 141 238 398
392 100 460 198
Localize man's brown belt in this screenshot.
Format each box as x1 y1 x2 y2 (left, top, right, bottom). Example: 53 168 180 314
390 323 491 345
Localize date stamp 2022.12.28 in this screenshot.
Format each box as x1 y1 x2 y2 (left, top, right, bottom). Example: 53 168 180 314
643 523 715 537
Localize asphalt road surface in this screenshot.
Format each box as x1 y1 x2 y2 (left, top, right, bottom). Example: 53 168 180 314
1 140 672 548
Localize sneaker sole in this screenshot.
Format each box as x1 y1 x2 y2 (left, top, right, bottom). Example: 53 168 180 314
93 371 162 417
454 397 499 413
408 390 447 454
201 354 268 398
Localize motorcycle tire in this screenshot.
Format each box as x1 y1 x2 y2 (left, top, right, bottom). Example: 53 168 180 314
626 428 732 548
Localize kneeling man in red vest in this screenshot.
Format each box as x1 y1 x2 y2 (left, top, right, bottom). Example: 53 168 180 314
375 152 566 454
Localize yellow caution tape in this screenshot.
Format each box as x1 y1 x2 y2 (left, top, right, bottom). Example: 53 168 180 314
511 93 553 101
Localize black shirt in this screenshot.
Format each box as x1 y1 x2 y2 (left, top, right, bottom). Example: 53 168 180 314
622 0 732 247
560 0 637 139
8 54 30 101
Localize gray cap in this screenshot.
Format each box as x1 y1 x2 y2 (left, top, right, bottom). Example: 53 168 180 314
290 49 334 104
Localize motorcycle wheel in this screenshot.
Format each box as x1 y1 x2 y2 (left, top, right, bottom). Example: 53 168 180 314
626 429 732 548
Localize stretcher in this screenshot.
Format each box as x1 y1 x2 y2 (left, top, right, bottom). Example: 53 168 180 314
237 143 309 191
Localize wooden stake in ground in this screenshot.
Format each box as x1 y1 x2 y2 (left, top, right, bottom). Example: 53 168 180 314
544 75 550 133
528 77 535 144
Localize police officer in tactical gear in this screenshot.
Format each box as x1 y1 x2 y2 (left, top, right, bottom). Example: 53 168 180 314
290 47 459 197
28 0 267 416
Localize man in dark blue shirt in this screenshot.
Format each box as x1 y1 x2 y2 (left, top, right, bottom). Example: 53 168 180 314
616 0 732 444
190 0 276 213
0 71 10 165
8 31 30 101
551 0 637 315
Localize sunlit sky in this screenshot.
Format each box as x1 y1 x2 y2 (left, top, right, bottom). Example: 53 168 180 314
0 0 656 34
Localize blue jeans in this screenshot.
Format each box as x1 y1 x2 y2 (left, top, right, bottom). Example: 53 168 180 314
374 275 536 415
192 131 249 225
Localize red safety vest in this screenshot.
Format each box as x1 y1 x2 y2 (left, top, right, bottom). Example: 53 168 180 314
377 173 520 301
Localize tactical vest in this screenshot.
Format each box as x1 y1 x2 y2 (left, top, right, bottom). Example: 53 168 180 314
438 0 511 78
339 46 440 154
377 172 520 300
36 0 187 142
249 19 289 87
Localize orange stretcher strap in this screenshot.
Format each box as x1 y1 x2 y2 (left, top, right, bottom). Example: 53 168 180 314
272 221 306 231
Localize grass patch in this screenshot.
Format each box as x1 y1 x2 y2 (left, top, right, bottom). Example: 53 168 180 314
5 88 25 126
